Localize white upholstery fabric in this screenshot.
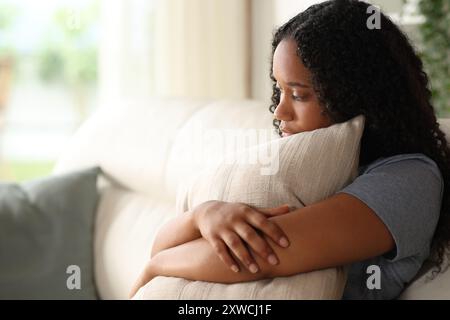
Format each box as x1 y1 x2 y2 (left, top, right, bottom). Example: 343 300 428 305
54 98 212 203
399 258 450 300
164 100 276 200
92 184 177 299
133 268 348 300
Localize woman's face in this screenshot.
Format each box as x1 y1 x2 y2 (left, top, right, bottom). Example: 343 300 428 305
272 38 333 137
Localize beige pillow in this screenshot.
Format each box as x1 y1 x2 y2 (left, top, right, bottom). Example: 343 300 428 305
134 115 365 300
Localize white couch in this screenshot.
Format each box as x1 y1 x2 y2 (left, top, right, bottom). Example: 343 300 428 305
53 98 450 300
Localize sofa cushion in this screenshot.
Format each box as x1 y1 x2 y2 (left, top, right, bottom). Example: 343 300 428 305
134 114 365 300
398 259 450 299
92 184 177 299
53 98 211 203
164 100 276 200
0 167 101 299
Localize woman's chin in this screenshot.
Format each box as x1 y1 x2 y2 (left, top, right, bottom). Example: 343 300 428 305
281 132 294 137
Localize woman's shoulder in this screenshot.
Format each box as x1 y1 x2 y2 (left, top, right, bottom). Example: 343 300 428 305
359 153 441 180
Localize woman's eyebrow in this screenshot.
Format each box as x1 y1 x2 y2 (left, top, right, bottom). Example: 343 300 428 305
275 78 310 88
274 77 310 88
287 81 310 88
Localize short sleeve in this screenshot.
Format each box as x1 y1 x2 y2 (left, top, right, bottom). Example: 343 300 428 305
337 154 444 262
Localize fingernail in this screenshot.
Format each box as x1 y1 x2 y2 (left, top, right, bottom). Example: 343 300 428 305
231 265 239 273
249 264 259 273
279 237 289 247
268 254 278 265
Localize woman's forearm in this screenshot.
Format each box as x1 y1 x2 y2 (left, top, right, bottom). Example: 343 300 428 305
151 237 273 283
138 192 394 294
150 211 201 258
130 236 273 297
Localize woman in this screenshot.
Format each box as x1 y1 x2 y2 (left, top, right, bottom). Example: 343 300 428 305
130 0 450 299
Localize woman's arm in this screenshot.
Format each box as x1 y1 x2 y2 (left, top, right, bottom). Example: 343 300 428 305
135 192 395 289
131 202 290 297
151 201 291 266
150 209 201 258
150 237 271 285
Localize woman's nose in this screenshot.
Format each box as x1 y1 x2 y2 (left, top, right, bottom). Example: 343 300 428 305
273 100 293 121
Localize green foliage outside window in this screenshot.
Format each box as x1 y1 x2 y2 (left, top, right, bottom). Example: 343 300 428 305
418 0 450 116
37 3 99 87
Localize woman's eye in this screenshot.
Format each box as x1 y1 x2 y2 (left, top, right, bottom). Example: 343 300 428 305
275 85 307 101
292 94 306 101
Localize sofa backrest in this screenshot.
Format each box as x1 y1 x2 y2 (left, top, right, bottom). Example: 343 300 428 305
54 98 278 201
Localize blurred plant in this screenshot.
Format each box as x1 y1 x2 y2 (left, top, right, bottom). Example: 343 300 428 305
37 2 99 120
0 2 19 121
417 0 450 116
0 2 19 55
37 4 98 85
0 4 15 28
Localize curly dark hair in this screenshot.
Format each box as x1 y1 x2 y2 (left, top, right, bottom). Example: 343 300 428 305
269 0 450 279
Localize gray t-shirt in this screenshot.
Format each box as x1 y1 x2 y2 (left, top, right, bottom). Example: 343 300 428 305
338 153 444 300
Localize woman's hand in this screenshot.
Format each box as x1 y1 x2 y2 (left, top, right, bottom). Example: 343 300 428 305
193 200 291 274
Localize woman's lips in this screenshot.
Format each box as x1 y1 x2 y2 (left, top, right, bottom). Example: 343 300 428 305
280 125 296 137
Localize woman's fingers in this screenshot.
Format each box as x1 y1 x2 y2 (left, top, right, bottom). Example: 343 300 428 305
210 237 241 273
234 223 279 266
200 202 291 273
246 211 290 248
257 204 291 216
221 232 260 273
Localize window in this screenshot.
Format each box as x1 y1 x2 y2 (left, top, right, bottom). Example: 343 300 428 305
0 0 99 181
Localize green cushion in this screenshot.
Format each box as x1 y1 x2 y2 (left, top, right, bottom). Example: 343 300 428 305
0 167 101 299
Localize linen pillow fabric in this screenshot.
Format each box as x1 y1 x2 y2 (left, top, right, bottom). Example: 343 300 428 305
135 115 365 300
0 166 101 299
